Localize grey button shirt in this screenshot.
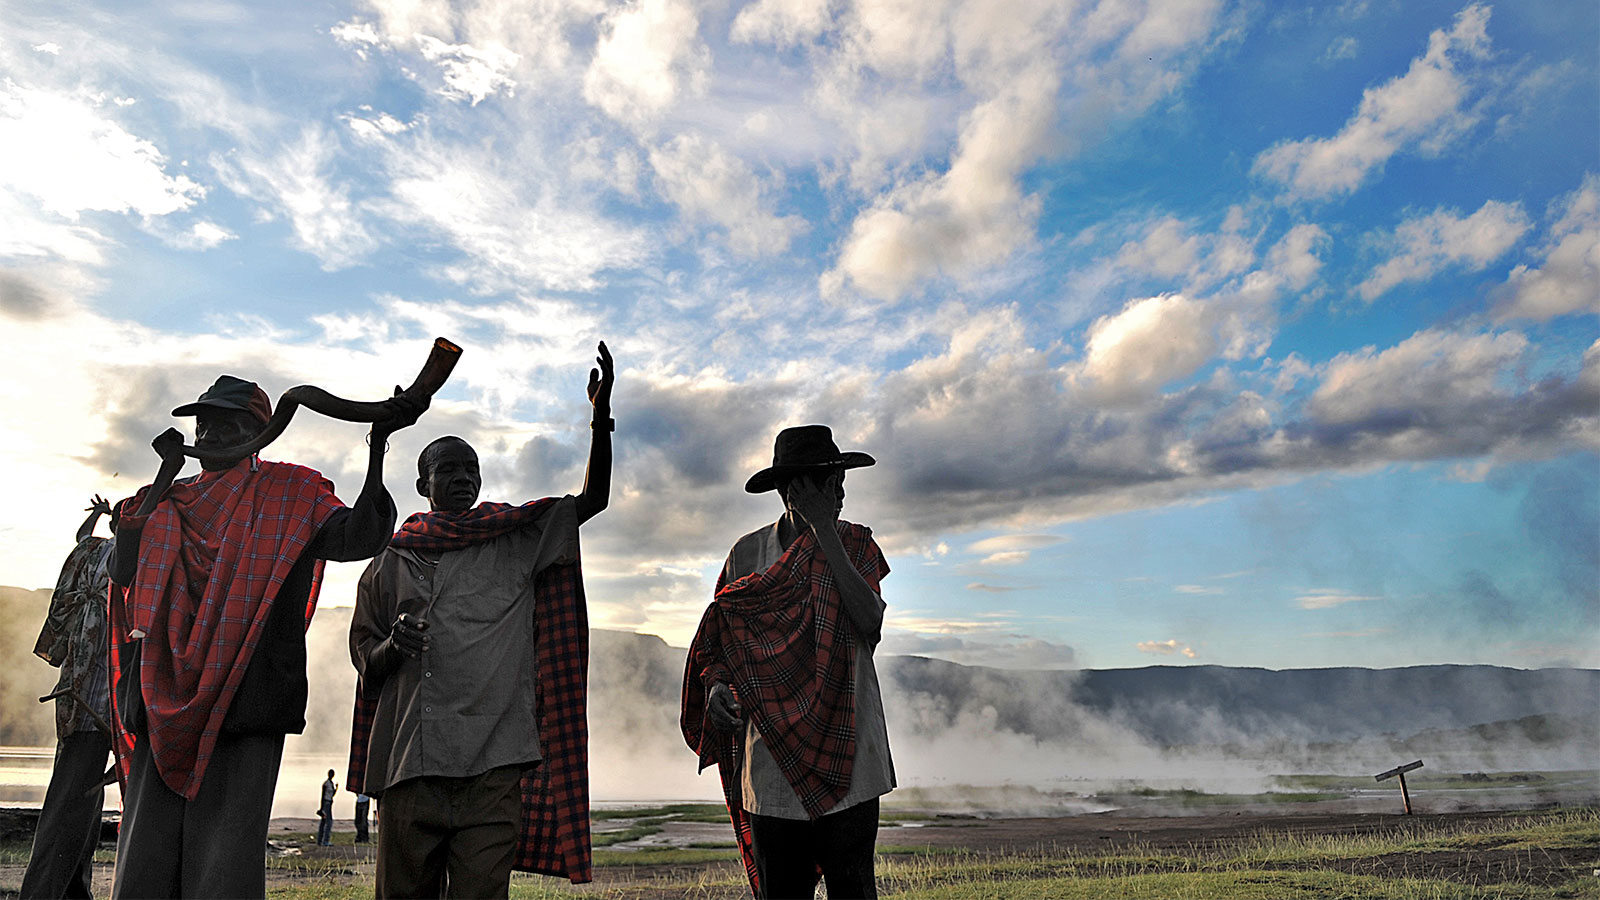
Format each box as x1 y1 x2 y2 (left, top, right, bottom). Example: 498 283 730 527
722 521 896 820
351 497 579 794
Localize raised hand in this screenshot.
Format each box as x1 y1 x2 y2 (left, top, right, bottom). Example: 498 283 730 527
372 386 428 443
586 341 614 415
151 427 186 463
86 494 113 517
786 473 840 531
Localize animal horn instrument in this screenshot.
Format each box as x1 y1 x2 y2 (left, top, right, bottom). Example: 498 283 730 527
181 337 463 463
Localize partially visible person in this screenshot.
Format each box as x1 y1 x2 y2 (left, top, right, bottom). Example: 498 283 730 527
21 496 117 899
108 374 424 899
348 341 614 897
683 425 894 899
355 793 371 844
318 770 338 846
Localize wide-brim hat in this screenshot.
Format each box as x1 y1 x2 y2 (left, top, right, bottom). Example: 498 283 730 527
745 425 875 493
171 374 273 425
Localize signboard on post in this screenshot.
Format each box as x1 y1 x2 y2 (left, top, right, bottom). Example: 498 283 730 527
1375 760 1424 814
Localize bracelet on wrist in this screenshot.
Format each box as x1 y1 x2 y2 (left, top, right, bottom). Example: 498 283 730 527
365 432 390 452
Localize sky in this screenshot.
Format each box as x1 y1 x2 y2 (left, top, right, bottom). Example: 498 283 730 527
0 0 1595 673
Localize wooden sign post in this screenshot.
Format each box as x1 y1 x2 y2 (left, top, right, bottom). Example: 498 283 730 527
1375 760 1423 814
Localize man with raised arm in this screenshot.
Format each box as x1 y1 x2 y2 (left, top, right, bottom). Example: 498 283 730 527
348 342 614 898
22 496 117 899
682 425 895 899
108 375 424 899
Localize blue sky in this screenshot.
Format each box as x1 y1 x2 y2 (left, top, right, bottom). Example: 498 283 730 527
0 0 1594 671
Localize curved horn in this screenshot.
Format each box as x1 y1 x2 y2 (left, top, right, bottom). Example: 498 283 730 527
181 337 463 463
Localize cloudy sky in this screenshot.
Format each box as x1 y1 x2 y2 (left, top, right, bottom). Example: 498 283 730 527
1 0 1594 672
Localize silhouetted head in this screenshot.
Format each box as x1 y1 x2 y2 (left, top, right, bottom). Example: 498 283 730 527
417 436 480 512
172 375 272 471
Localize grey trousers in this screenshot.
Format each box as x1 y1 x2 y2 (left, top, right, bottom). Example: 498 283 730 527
20 729 110 899
111 731 284 899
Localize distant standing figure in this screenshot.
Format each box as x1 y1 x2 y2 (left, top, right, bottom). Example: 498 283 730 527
682 425 895 899
21 496 117 900
318 770 337 846
354 793 371 844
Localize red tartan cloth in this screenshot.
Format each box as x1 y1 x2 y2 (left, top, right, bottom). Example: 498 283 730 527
107 461 341 799
346 499 593 884
681 521 888 896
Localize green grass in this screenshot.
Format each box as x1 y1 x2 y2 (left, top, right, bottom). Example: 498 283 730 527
590 803 728 823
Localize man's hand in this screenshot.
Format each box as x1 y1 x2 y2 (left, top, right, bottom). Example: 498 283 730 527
371 387 428 444
151 427 186 463
786 475 839 532
390 612 430 658
707 682 743 733
586 341 614 416
86 494 112 517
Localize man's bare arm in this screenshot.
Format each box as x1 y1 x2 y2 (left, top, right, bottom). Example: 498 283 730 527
576 341 614 525
111 429 189 586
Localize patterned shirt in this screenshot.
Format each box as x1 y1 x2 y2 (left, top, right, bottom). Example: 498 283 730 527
34 536 114 738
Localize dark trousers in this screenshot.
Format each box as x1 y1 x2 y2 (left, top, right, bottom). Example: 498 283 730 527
356 798 371 843
317 799 334 845
111 731 284 899
749 797 879 900
375 765 524 899
20 729 111 899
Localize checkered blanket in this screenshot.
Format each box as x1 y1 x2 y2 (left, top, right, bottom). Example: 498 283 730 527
681 521 888 896
109 461 341 799
346 499 593 884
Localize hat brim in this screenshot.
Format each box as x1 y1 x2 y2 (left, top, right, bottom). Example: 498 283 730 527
745 452 875 493
171 398 254 417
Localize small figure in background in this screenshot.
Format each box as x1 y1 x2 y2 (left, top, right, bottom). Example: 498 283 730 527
317 770 337 846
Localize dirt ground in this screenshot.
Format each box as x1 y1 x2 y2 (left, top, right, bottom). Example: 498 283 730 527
2 806 1594 897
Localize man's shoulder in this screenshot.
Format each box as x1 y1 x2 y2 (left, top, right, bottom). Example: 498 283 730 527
259 460 330 486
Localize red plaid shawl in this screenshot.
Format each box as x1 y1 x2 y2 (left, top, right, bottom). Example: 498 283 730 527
108 461 341 799
345 499 593 884
681 521 889 895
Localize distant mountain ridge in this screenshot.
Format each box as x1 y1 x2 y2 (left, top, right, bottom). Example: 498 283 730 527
2 585 1595 765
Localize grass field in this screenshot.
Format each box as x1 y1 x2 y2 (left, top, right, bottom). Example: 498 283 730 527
2 804 1595 898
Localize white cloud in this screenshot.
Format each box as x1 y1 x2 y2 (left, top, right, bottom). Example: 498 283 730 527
731 0 834 47
978 550 1029 566
648 132 806 256
1494 174 1600 322
169 220 237 250
1077 294 1216 400
1175 585 1223 595
0 80 202 221
967 533 1064 555
1294 589 1379 609
32 43 62 55
1254 4 1492 200
213 127 376 270
1135 638 1196 658
414 35 519 105
1357 200 1530 301
583 0 709 127
1309 328 1527 426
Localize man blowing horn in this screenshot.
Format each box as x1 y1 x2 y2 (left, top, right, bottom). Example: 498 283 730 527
108 374 424 898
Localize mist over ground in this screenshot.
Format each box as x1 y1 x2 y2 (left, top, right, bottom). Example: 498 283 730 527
4 586 1594 819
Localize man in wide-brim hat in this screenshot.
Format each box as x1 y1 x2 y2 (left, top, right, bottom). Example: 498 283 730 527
682 425 895 899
